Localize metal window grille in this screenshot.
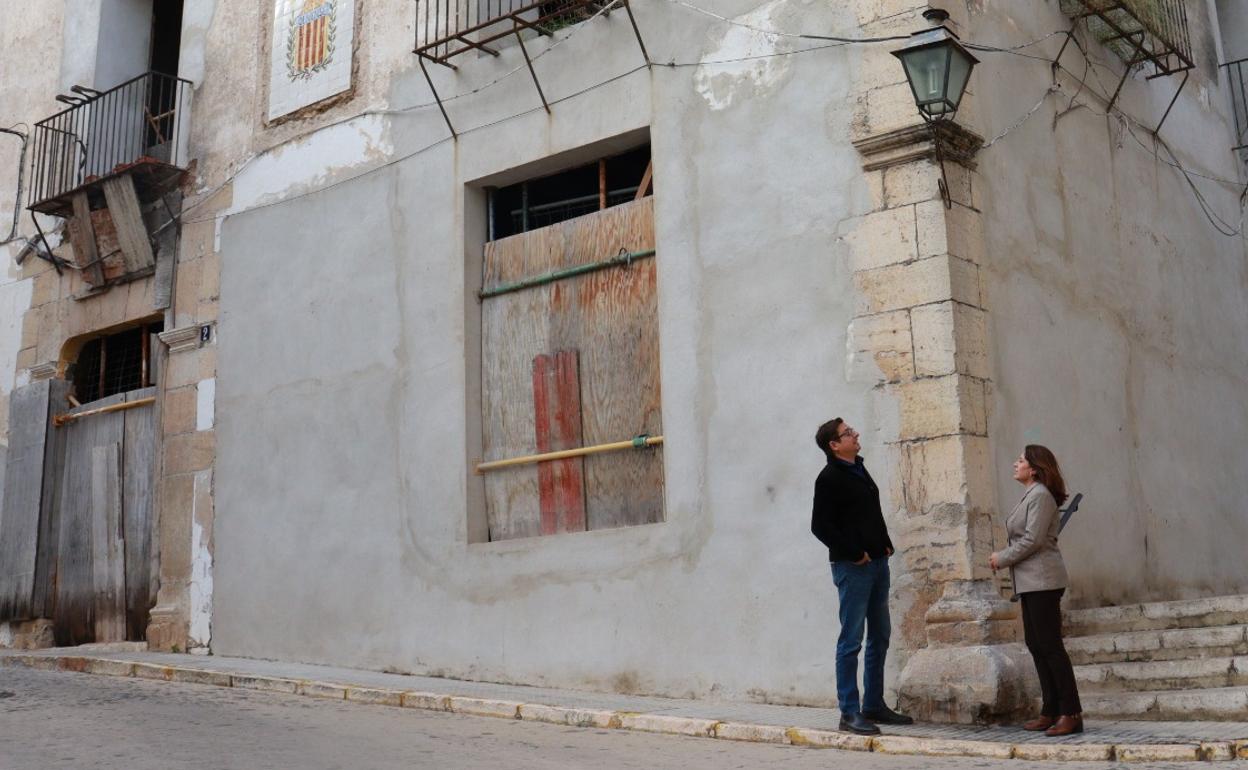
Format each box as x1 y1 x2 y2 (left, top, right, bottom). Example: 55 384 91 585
72 322 163 405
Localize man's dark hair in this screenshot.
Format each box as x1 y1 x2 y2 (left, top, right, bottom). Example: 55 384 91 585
815 418 844 460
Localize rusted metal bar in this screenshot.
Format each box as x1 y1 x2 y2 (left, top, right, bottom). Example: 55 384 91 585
514 22 551 114
419 57 458 139
1153 69 1188 136
54 396 155 427
476 434 663 474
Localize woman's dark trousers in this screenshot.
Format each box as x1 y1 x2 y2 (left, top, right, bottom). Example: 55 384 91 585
1020 588 1082 716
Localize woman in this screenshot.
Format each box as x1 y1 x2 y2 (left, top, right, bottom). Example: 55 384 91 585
989 445 1083 736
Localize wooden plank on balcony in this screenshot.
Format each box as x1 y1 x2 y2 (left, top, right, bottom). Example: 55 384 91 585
68 193 104 286
102 175 156 275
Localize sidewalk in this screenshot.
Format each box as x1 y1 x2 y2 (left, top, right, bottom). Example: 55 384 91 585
3 648 1246 763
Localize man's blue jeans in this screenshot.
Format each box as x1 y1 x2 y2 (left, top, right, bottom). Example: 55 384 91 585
831 556 891 716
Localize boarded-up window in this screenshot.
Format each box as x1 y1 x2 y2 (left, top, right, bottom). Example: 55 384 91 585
480 196 663 540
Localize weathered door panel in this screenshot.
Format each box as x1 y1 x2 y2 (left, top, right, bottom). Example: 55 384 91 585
53 394 126 646
0 380 68 621
122 386 158 640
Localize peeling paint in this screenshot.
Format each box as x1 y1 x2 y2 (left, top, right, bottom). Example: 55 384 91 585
694 1 793 111
188 472 214 650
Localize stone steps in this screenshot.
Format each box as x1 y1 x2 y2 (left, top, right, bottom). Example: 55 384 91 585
1075 656 1248 693
1060 594 1248 721
1065 624 1248 666
1083 685 1248 722
1064 594 1248 637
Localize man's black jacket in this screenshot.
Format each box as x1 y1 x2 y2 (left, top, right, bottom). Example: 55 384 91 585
811 457 895 563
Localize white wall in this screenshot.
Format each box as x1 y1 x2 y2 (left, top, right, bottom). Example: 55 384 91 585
969 2 1248 606
207 0 897 704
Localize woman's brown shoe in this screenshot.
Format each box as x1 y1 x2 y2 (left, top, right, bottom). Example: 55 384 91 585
1022 716 1055 731
1045 714 1084 736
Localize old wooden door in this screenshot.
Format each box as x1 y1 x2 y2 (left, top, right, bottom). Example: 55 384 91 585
0 381 159 645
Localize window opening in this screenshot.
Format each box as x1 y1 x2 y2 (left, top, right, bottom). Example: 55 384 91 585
489 144 651 239
73 321 165 404
146 0 184 152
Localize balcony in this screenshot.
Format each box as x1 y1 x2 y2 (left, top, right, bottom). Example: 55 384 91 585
415 0 616 65
28 71 192 218
1059 0 1193 77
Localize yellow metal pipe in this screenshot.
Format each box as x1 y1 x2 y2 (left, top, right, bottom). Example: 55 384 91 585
476 434 663 474
54 396 155 427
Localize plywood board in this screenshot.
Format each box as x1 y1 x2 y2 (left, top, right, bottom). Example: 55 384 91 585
68 193 104 285
32 379 71 618
481 198 663 539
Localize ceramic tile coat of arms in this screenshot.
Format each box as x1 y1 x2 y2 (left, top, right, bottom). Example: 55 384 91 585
268 0 355 120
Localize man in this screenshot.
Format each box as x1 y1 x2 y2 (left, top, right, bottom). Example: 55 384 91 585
811 418 913 735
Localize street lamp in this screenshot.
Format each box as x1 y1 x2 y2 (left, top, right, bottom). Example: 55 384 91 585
892 9 979 122
891 9 979 207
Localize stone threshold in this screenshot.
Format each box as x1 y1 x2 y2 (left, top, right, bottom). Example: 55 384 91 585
2 650 1246 763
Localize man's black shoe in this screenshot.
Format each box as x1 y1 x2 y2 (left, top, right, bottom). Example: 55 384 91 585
838 712 881 735
862 705 914 725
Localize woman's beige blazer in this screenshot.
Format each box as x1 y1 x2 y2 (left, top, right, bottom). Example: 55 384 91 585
998 482 1068 595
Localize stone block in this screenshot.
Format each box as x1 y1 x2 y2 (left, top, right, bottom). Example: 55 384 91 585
448 697 521 719
22 307 44 352
1114 744 1200 762
173 258 202 328
159 474 195 580
783 727 872 751
346 687 403 706
168 667 232 687
859 82 923 139
892 374 986 440
1235 739 1248 760
300 681 348 700
871 735 1013 759
917 200 985 264
402 691 453 711
162 386 198 436
847 310 913 384
163 431 215 475
854 255 981 315
31 270 60 307
518 704 618 728
133 663 174 680
164 347 201 389
196 300 219 324
1011 743 1113 761
883 161 941 209
862 169 886 212
124 278 155 320
1199 742 1235 761
231 674 299 694
894 514 974 583
199 251 220 302
898 433 995 515
16 346 37 372
85 658 135 677
713 722 789 744
618 713 718 737
841 206 917 272
910 301 990 379
896 643 1039 724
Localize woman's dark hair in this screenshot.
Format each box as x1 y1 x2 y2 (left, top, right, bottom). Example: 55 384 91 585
1024 444 1068 506
816 418 845 459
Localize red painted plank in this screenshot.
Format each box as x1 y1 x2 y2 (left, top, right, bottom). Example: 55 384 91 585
532 351 587 534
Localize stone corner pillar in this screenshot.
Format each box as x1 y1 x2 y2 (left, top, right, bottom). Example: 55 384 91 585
845 63 1033 718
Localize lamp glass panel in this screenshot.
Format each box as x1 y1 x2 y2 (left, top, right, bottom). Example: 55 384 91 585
901 46 950 108
945 47 974 110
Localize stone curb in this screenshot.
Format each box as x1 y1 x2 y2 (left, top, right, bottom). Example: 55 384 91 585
5 653 1246 762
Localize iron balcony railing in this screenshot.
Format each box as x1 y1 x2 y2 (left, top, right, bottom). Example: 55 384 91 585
1223 58 1248 156
29 71 192 211
1060 0 1193 76
415 0 612 64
